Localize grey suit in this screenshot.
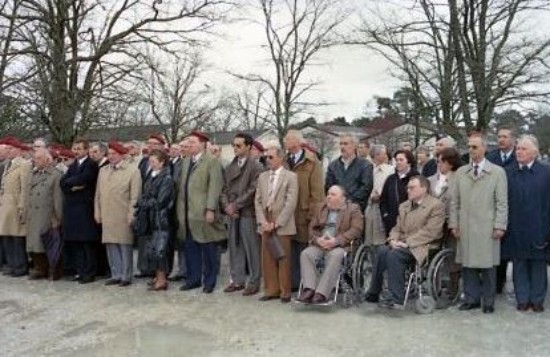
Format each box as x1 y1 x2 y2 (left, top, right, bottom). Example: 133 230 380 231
221 156 265 288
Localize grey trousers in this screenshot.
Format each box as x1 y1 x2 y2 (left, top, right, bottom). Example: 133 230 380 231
106 243 133 282
228 216 261 287
301 246 346 298
463 267 496 306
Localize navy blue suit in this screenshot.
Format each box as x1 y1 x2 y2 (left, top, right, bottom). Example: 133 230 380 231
60 157 100 279
486 148 517 292
503 162 550 306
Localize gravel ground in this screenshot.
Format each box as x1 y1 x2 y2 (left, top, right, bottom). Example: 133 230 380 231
1 257 549 357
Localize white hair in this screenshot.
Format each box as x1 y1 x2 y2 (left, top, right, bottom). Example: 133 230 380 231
34 147 52 161
438 136 456 148
285 129 304 143
517 134 540 153
339 133 357 144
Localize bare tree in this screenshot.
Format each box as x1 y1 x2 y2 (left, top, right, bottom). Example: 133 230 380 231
10 0 232 144
140 51 218 144
353 0 550 134
448 0 550 131
234 0 347 143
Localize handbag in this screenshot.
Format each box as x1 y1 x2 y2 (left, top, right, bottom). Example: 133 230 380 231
132 204 150 236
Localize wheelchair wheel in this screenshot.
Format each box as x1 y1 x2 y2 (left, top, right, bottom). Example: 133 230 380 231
426 248 461 309
415 295 436 314
351 244 373 298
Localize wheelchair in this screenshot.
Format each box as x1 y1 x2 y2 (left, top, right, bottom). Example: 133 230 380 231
351 242 461 314
293 240 363 308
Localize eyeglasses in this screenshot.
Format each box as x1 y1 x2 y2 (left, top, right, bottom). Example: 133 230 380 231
266 155 275 160
468 145 479 149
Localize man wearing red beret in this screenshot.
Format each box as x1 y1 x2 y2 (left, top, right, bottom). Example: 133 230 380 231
95 142 141 286
0 137 32 277
176 131 226 293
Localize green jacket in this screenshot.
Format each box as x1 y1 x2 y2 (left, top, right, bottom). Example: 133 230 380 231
176 152 226 243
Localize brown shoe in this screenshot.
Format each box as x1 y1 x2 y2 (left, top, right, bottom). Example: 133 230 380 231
28 271 47 280
531 303 545 313
223 283 245 293
517 303 530 311
297 288 315 303
259 295 279 302
242 285 259 296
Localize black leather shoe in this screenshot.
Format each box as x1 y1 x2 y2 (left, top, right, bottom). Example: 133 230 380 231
482 305 494 314
11 271 27 278
168 274 184 282
517 303 530 311
531 303 545 313
79 276 95 284
459 302 481 311
71 275 81 282
180 283 201 291
364 293 380 303
104 279 121 286
203 286 214 294
119 280 131 287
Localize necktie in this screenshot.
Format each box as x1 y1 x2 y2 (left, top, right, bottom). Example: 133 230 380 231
473 164 479 177
238 159 244 168
502 153 507 163
267 171 276 208
411 202 419 210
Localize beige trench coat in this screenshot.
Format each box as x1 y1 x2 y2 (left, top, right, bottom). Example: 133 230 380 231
0 157 31 237
25 168 63 253
94 162 142 245
449 161 508 268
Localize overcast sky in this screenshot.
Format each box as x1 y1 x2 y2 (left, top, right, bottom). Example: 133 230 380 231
201 1 550 124
203 2 400 123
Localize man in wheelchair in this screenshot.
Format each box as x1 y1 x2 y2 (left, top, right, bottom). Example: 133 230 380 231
365 175 445 309
297 185 363 304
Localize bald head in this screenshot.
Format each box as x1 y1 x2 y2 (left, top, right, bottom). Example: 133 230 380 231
326 185 346 209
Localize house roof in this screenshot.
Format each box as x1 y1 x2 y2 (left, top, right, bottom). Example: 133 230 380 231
205 129 271 145
84 124 171 142
363 116 405 138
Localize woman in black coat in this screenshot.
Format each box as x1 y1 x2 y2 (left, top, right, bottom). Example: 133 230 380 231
379 149 419 236
135 149 175 291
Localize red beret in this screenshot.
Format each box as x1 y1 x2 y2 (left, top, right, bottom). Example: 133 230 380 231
301 142 318 154
0 136 23 149
189 130 209 143
149 133 166 145
20 144 32 152
252 140 265 152
108 141 129 155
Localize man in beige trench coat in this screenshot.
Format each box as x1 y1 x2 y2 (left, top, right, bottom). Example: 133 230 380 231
449 135 508 314
95 141 141 286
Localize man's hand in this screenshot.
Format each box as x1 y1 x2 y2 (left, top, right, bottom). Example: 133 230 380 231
205 210 215 224
370 190 381 203
225 203 236 217
394 241 408 249
261 222 275 233
492 229 505 240
451 228 460 239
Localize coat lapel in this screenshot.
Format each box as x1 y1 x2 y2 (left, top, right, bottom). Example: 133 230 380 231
272 169 286 199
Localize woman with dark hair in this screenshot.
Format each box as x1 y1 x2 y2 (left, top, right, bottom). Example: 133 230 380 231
428 147 462 295
135 149 175 291
379 149 419 236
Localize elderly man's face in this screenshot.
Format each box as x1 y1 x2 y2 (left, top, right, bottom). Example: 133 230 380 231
33 151 49 169
179 139 190 157
435 138 449 155
416 151 428 165
407 178 427 202
373 149 387 165
107 149 123 165
169 144 181 158
515 140 537 165
326 186 345 209
468 137 486 162
186 136 203 156
283 133 300 152
266 148 283 170
89 145 104 162
339 137 356 158
232 137 249 158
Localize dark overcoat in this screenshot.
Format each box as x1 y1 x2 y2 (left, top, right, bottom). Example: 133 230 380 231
502 162 550 261
379 169 419 236
60 157 100 242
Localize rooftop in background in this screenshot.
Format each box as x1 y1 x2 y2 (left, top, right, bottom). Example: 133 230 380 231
84 124 171 142
205 129 270 145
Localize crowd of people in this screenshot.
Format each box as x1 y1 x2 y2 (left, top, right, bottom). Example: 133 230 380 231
0 127 549 314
